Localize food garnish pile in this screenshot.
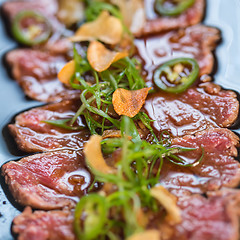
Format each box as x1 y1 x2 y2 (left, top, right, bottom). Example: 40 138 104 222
1 0 240 239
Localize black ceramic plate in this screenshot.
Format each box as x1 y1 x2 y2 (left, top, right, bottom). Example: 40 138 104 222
0 1 240 239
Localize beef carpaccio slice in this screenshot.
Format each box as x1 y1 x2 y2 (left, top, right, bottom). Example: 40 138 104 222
4 127 239 210
166 189 240 240
141 0 205 36
143 83 239 137
2 150 92 210
12 189 240 240
160 128 240 196
6 49 80 103
135 25 220 85
2 0 58 21
8 99 90 153
2 0 72 54
13 207 76 240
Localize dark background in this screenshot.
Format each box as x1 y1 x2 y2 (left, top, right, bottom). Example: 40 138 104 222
0 0 240 239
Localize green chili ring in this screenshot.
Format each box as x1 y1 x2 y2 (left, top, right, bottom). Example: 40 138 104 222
155 0 195 16
74 194 108 240
154 57 199 94
12 10 52 46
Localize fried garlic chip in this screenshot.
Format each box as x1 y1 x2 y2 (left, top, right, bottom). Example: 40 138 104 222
127 230 160 240
150 186 181 224
112 87 151 118
102 130 122 139
87 41 128 72
111 0 146 36
58 60 75 85
69 11 123 44
84 135 116 175
58 0 84 26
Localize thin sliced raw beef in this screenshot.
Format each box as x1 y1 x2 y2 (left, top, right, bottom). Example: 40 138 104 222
2 0 72 54
135 25 220 85
143 83 239 137
160 128 240 196
2 150 92 210
13 207 76 240
8 99 90 153
2 0 58 21
162 189 240 240
6 49 80 102
12 190 240 240
141 0 205 36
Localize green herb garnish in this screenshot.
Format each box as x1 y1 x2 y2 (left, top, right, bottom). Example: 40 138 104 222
84 0 134 53
68 46 147 135
42 118 84 131
74 116 204 239
85 1 122 22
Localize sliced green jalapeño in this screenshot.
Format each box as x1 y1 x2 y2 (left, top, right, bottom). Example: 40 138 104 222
154 58 199 94
12 10 52 46
74 194 107 240
155 0 195 16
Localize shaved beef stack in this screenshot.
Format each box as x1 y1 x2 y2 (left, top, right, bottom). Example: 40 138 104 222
1 0 240 240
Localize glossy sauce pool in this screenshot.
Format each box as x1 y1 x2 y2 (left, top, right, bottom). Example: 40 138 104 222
0 1 240 239
134 25 218 87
